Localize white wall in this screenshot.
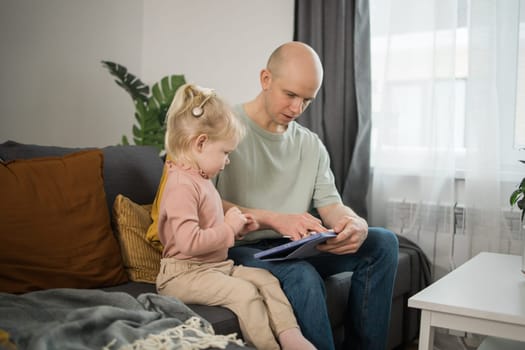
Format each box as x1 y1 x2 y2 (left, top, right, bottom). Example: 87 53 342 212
0 0 294 148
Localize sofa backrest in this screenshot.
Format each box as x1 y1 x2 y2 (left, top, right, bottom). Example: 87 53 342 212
0 140 164 217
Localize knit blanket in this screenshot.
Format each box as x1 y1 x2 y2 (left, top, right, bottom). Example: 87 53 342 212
0 289 244 350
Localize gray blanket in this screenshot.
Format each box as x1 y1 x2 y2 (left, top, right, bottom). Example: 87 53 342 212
0 289 244 350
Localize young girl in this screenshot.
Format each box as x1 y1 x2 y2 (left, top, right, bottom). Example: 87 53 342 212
156 83 316 350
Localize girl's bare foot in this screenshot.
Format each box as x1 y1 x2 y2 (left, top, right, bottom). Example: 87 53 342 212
278 327 317 350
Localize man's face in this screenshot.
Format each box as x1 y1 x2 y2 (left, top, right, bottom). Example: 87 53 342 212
268 79 313 124
262 68 321 131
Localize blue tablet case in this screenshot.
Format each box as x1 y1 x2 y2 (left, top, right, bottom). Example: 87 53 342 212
253 231 336 261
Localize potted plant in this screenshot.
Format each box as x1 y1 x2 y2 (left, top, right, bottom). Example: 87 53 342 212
101 61 186 152
510 159 525 223
509 156 525 273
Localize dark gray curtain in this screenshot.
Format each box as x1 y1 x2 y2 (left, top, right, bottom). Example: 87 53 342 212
294 0 371 219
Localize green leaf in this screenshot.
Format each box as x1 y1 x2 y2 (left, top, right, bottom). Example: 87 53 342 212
150 74 186 124
510 189 523 206
101 61 150 103
102 61 184 151
128 101 164 150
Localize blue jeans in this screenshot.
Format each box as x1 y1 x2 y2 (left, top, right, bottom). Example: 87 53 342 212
228 227 399 350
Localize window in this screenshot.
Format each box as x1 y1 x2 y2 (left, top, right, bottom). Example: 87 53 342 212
370 0 523 176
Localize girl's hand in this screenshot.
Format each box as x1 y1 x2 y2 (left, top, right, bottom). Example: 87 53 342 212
236 213 259 240
224 206 247 234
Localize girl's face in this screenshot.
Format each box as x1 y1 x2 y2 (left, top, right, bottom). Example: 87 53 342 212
194 135 238 178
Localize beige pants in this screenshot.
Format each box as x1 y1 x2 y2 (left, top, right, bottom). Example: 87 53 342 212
157 258 299 350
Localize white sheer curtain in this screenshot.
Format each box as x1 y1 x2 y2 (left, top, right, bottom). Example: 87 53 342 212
369 0 522 280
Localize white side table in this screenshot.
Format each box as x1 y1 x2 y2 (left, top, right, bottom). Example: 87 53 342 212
477 336 524 350
408 252 525 350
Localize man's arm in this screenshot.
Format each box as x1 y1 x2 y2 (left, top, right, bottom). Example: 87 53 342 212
316 203 368 254
222 199 327 241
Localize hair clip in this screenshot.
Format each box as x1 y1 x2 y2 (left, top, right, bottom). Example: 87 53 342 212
191 92 215 118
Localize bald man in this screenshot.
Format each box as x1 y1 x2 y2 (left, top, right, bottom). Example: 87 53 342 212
215 41 399 350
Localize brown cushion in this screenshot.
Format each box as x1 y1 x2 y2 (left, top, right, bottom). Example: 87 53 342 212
0 150 128 293
0 141 165 220
113 194 161 283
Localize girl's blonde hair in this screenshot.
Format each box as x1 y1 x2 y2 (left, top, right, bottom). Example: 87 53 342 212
164 83 244 162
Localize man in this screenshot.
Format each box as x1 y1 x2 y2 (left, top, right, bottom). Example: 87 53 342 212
215 41 399 350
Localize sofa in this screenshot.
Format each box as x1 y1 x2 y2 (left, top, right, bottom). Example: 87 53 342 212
0 140 429 349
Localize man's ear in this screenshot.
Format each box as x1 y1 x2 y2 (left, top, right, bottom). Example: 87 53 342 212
260 69 272 90
194 134 208 152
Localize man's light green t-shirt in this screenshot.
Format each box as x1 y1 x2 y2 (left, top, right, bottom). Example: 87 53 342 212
214 104 342 243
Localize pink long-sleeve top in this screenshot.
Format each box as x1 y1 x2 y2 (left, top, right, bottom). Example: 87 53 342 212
158 162 235 262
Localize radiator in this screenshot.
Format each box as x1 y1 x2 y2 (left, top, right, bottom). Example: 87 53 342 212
385 199 522 280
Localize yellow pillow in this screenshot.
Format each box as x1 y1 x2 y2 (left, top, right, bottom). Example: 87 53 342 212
0 150 128 293
145 155 171 252
113 194 162 283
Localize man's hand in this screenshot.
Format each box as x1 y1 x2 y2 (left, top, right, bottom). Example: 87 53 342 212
272 212 328 241
317 215 368 254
